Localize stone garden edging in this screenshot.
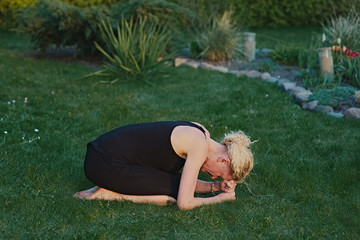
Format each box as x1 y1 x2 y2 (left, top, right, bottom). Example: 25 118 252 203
175 57 360 120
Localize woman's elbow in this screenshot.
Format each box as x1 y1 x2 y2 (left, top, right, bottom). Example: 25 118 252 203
177 199 194 210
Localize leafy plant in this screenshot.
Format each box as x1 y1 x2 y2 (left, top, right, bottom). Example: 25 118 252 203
308 86 356 106
339 57 360 87
270 43 302 65
191 10 243 61
92 17 175 83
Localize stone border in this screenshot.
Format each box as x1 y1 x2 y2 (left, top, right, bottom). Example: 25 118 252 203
175 57 360 120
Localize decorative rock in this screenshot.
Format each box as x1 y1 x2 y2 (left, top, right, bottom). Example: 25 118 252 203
184 61 200 69
212 66 229 73
236 71 248 77
260 48 273 55
344 107 360 119
200 62 215 70
295 91 312 104
290 86 306 96
276 78 289 87
174 57 189 67
261 72 271 80
313 105 334 114
355 91 360 104
246 70 261 78
302 100 319 110
327 112 344 118
228 70 240 75
280 81 297 92
265 77 278 83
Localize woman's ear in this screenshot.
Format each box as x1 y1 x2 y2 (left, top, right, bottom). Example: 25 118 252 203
217 157 230 165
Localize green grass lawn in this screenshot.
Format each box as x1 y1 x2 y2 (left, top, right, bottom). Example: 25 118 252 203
1 30 359 239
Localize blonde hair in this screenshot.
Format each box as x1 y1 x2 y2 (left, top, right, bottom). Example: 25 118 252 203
223 131 254 182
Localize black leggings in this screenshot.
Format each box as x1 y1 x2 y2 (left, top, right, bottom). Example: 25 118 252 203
84 145 181 199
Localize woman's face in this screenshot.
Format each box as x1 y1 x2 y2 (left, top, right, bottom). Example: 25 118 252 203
201 161 233 181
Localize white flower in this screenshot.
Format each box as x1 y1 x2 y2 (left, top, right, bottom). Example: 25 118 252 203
12 100 16 103
37 136 41 139
4 131 8 134
34 129 39 132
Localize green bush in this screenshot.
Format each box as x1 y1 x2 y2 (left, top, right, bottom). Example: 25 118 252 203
0 0 37 29
0 0 117 29
91 17 175 83
17 0 109 55
308 86 356 106
191 11 243 61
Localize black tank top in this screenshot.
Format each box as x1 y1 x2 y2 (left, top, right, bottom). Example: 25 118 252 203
89 121 206 173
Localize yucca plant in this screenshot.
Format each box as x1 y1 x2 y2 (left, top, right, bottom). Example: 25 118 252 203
92 17 175 83
192 10 243 62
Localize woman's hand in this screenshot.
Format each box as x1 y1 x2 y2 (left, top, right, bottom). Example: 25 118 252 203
217 191 236 202
220 180 236 193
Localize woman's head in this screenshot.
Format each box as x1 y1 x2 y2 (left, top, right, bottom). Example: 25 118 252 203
223 131 254 182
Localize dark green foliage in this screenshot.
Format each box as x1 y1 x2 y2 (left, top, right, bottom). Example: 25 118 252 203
17 0 110 55
173 0 360 27
308 86 356 106
110 0 192 29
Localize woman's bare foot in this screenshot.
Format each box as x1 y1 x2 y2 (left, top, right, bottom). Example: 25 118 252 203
73 186 176 205
73 186 100 199
73 186 122 201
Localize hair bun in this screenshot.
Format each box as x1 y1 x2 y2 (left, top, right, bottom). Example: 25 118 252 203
223 131 251 148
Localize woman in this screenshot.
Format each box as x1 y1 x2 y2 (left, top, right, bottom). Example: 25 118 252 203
74 121 254 210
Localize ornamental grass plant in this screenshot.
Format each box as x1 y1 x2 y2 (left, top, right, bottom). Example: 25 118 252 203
92 17 175 83
1 30 359 239
191 11 243 61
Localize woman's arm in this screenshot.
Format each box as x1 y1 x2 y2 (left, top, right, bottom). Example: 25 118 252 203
195 180 237 194
175 131 235 210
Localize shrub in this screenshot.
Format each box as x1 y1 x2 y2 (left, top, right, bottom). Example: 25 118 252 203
191 11 243 61
17 0 109 55
308 86 356 106
92 17 175 83
0 0 37 29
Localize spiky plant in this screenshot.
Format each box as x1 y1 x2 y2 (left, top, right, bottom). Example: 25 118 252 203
92 17 174 83
322 13 360 50
194 11 243 62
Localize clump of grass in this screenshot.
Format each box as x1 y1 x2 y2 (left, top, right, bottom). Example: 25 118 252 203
191 10 243 61
270 42 302 66
322 13 360 50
